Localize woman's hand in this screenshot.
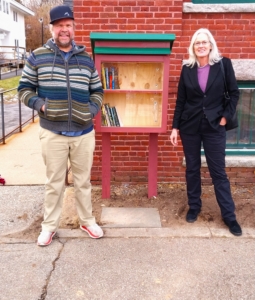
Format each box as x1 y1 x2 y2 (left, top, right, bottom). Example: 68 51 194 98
170 129 178 146
220 117 227 126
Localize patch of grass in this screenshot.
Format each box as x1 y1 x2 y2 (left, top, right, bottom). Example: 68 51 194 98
0 76 21 99
0 76 21 91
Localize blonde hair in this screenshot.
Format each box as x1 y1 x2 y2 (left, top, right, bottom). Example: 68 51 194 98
184 28 222 68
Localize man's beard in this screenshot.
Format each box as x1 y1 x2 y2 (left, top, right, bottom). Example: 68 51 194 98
54 37 73 50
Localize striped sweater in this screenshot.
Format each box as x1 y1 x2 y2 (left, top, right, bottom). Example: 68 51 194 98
18 39 103 132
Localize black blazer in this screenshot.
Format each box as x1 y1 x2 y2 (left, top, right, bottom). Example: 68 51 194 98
172 57 239 134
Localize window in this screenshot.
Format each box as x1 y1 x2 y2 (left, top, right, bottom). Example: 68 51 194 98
226 82 255 153
0 0 2 12
193 0 255 3
6 1 8 14
3 0 5 12
13 11 17 21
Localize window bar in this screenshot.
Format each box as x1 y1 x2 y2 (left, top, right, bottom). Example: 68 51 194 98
1 92 5 144
249 90 255 145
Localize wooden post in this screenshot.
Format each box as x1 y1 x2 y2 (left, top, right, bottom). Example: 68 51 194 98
102 132 111 198
148 133 158 197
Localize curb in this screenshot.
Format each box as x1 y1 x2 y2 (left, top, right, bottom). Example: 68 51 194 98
1 227 254 244
56 226 255 239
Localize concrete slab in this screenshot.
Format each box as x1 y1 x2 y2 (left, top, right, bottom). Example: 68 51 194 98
0 120 46 185
0 242 63 300
0 185 44 236
101 207 161 228
211 226 255 239
46 238 255 300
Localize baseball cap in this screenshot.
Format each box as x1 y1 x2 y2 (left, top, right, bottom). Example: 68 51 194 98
50 5 74 24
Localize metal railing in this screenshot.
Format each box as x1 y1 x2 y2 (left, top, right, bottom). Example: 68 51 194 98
0 87 71 184
0 87 38 144
0 63 22 80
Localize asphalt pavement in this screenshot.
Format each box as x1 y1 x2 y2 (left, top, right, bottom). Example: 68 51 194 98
0 121 254 300
0 67 23 80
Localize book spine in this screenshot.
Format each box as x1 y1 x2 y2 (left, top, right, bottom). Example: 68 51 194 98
112 107 120 127
114 106 123 126
114 67 119 89
103 104 111 126
101 111 107 126
105 67 109 89
101 65 106 89
104 103 114 126
111 67 115 89
109 107 116 126
102 104 110 126
109 70 112 89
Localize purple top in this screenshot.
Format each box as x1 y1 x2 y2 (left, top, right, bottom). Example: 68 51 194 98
197 64 210 93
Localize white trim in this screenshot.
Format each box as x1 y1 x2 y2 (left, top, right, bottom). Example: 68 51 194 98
183 3 255 13
183 156 255 168
10 0 34 16
232 60 255 81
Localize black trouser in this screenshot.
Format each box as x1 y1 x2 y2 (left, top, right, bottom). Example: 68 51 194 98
180 118 236 221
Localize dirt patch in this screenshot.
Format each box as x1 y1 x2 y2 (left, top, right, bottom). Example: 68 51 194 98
7 214 43 241
8 183 255 240
60 183 255 230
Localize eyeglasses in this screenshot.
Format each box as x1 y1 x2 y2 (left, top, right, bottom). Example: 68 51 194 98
194 41 210 47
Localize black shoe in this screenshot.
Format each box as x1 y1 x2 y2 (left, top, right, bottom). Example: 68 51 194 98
223 219 242 236
186 208 201 223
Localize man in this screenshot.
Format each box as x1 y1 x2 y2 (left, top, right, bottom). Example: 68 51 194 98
18 5 104 246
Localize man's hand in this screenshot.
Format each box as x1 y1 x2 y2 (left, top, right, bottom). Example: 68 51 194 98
40 105 45 112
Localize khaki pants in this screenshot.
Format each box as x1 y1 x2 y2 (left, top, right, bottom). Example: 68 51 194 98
39 127 96 232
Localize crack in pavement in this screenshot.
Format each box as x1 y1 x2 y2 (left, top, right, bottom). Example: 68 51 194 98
39 239 65 300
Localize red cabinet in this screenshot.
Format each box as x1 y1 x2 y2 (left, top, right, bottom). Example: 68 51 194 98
90 32 175 197
95 55 171 133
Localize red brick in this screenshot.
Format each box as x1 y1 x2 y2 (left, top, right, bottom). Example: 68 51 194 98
75 0 254 186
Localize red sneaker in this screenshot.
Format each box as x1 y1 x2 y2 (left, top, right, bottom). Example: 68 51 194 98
37 231 56 246
80 224 104 239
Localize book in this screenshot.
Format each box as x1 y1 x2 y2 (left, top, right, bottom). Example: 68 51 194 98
101 104 110 126
113 67 119 89
110 106 117 126
114 106 123 126
104 105 111 126
104 103 114 126
111 67 115 89
103 66 119 89
112 106 120 126
109 70 112 89
101 65 106 89
105 67 109 89
101 110 107 126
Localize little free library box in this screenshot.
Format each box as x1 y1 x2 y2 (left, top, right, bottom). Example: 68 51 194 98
90 32 175 198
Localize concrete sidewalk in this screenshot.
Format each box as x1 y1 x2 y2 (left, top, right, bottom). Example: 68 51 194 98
0 121 254 299
0 236 253 300
0 119 46 185
1 184 253 300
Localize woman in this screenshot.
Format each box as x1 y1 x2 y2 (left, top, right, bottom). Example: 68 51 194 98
170 28 242 236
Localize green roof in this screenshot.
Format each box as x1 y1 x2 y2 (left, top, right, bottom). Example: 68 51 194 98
90 32 176 56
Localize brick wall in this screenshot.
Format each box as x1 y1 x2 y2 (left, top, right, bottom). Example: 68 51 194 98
182 6 255 186
73 0 255 186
